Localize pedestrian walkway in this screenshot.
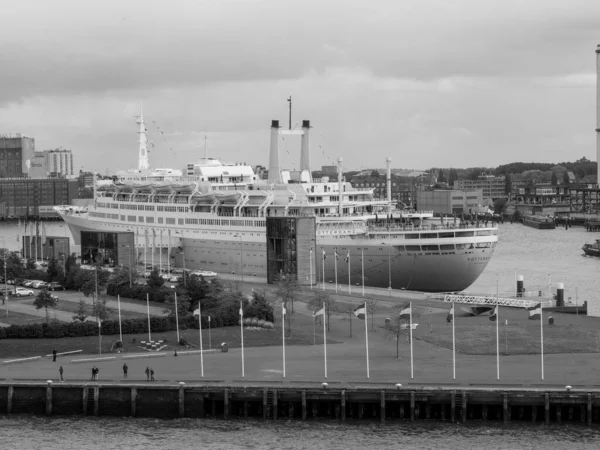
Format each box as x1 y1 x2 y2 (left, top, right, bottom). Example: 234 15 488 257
57 294 168 317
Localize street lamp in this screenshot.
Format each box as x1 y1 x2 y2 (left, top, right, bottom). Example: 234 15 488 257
233 234 243 283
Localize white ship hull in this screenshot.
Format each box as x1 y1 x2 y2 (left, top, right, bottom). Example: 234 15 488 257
59 210 496 292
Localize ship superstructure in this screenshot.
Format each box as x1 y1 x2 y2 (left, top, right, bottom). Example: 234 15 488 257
56 114 498 292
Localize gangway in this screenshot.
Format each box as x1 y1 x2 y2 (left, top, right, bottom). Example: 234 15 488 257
443 294 553 308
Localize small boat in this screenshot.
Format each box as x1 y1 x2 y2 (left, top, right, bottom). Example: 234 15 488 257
522 214 555 230
583 239 600 257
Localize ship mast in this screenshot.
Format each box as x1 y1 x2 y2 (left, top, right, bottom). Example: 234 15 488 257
136 101 149 170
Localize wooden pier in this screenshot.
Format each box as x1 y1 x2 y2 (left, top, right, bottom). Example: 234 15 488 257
1 382 600 424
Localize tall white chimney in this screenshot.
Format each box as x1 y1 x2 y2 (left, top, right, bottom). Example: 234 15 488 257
268 120 281 183
300 120 312 182
596 45 600 186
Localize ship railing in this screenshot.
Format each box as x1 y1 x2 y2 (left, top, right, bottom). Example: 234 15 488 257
442 294 553 308
368 222 498 232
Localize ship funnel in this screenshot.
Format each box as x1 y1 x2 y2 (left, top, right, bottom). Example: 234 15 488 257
268 120 281 183
300 120 312 182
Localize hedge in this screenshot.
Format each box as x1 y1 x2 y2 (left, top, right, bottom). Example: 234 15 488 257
0 307 253 340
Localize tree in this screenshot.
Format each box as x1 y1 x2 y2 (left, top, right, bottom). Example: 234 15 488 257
26 258 37 270
72 299 88 322
246 289 275 323
447 169 457 186
551 172 558 186
46 258 60 282
34 289 58 324
365 298 380 332
438 169 446 183
274 274 299 336
92 295 110 322
563 171 570 185
370 169 380 178
384 303 417 359
147 267 164 290
307 290 336 332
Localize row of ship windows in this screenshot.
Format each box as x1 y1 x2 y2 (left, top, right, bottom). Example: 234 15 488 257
324 242 495 253
89 211 266 227
369 230 496 239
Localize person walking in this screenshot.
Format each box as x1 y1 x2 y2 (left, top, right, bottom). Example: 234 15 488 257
150 368 155 381
52 349 57 362
90 367 95 381
145 366 150 381
59 366 64 382
123 363 128 378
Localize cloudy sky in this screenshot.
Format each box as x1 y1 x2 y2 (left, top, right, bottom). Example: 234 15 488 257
1 0 598 173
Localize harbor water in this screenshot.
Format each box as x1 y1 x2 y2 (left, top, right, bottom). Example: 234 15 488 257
2 416 600 449
2 221 600 447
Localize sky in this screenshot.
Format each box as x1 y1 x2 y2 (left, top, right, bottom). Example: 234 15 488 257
0 0 599 173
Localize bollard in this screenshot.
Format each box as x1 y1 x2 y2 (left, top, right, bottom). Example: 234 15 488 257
556 283 564 307
517 275 524 297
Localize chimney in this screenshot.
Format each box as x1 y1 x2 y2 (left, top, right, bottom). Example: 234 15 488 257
300 120 312 182
268 120 281 183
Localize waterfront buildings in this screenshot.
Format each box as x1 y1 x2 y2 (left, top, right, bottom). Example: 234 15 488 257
0 178 78 218
0 135 35 178
29 149 75 179
416 189 484 215
453 174 507 200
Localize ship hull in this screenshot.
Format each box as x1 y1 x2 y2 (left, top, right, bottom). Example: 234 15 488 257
60 213 495 293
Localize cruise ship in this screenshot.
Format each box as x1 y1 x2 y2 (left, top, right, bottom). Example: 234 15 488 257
56 109 498 292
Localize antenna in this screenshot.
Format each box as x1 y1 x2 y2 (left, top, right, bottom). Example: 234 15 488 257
287 96 292 130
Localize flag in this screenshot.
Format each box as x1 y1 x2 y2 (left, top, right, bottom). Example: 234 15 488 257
354 304 366 320
399 305 411 319
446 305 454 323
322 250 326 260
527 303 542 320
239 305 243 317
489 306 498 322
282 303 286 315
193 308 200 316
344 251 350 263
208 315 211 323
98 319 102 329
335 249 339 260
314 306 325 317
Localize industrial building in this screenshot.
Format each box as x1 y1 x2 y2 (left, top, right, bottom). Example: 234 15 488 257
29 149 75 178
0 135 35 178
416 189 484 215
0 178 78 218
453 174 506 200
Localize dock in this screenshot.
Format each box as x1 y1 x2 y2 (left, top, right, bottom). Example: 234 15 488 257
1 382 600 424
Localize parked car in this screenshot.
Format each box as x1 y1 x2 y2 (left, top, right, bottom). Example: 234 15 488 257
192 270 217 278
171 268 184 275
168 275 180 283
15 287 34 297
31 281 48 289
48 282 65 291
160 274 172 281
22 280 35 287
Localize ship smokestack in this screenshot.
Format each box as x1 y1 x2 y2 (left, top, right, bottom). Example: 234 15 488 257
596 45 600 186
300 120 312 182
268 120 281 183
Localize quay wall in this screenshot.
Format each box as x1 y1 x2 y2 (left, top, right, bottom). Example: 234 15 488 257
1 382 600 425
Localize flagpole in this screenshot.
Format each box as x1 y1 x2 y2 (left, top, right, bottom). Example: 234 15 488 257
117 295 123 343
174 292 180 344
199 301 204 377
146 293 152 343
361 249 365 297
282 302 286 378
313 312 316 345
324 302 328 379
365 301 370 379
409 301 414 380
541 298 544 380
322 250 325 291
208 315 212 350
348 251 351 294
334 249 338 293
452 301 456 380
496 297 499 381
240 300 245 378
310 248 313 289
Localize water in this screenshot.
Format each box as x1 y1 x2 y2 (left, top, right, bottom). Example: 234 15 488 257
2 416 600 449
2 221 600 447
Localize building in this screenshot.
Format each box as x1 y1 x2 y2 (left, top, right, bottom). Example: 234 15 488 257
349 175 413 207
0 178 78 218
0 135 35 178
28 149 75 179
416 189 484 215
453 174 506 200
